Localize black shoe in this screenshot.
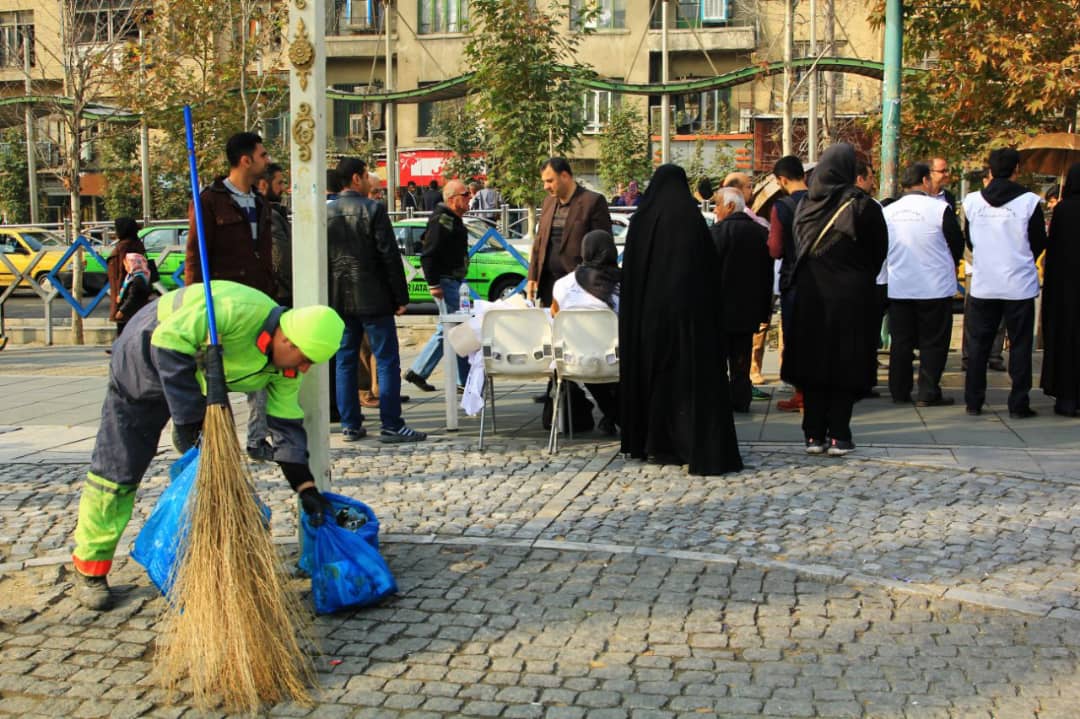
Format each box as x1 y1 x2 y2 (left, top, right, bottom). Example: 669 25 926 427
827 438 855 456
246 439 274 462
598 416 618 436
400 395 411 404
892 394 913 404
804 438 826 455
916 396 955 407
989 359 1007 372
1054 404 1078 418
403 370 437 392
533 392 549 404
342 427 367 442
966 407 982 416
73 572 111 611
1009 407 1037 419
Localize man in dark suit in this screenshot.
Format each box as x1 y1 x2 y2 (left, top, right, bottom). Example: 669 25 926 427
526 157 612 430
526 157 612 306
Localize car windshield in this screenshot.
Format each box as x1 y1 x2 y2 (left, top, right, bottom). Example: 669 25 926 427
141 228 185 252
20 231 66 251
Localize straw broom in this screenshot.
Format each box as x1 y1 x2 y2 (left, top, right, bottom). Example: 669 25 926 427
154 107 314 713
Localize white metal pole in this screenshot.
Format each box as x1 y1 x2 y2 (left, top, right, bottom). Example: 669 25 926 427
23 29 38 224
384 0 397 211
808 0 818 162
782 0 794 156
660 0 671 163
288 0 329 493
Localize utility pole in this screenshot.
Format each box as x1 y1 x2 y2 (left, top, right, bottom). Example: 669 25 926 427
782 0 794 156
660 0 671 163
384 0 397 211
23 28 38 224
808 0 818 162
880 0 902 199
824 0 835 143
138 22 151 222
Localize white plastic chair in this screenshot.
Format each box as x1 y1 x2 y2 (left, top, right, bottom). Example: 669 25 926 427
479 308 554 450
548 308 619 453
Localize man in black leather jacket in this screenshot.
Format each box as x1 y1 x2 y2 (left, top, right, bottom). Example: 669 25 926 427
328 157 427 443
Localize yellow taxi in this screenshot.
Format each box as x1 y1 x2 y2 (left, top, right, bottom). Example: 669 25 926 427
0 228 81 292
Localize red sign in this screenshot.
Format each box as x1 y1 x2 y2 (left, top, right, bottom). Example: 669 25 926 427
398 150 453 186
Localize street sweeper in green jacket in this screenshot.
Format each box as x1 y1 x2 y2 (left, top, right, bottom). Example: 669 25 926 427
70 280 345 610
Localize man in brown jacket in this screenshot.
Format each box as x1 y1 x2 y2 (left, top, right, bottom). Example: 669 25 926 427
526 157 612 306
526 157 612 431
184 131 275 296
184 131 276 460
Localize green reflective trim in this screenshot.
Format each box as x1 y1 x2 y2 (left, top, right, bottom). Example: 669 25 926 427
84 471 137 496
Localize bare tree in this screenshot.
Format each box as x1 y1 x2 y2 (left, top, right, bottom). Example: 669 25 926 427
31 0 144 343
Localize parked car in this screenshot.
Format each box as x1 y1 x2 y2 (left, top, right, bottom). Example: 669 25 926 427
82 223 188 293
0 228 80 292
393 217 527 303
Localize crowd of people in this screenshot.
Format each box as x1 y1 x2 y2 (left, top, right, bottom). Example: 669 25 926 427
96 132 1080 489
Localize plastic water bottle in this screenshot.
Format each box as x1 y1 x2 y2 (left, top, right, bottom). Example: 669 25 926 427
459 282 472 314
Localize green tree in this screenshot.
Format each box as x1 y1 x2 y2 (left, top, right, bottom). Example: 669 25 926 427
464 0 596 208
871 0 1080 159
597 105 651 196
682 134 711 197
429 100 488 182
0 129 30 224
100 130 142 220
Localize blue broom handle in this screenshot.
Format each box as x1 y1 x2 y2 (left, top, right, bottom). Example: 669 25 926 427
183 105 220 346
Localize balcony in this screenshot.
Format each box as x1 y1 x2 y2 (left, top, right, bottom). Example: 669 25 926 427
647 25 755 53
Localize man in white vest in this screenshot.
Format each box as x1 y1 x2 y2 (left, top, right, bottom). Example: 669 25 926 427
962 148 1048 418
884 163 965 406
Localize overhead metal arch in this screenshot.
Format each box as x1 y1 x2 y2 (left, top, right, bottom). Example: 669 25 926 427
327 57 913 104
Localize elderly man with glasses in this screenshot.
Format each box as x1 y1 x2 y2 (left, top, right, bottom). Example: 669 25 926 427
404 179 473 393
930 157 957 209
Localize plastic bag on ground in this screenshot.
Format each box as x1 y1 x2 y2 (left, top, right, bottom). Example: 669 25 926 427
299 492 396 614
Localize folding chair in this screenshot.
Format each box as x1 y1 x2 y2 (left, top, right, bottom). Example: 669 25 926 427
548 308 619 453
479 308 553 450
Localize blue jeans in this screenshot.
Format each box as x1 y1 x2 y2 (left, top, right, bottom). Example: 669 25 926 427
409 277 470 385
336 315 404 431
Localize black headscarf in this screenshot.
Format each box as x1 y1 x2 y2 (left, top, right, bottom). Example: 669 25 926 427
1063 162 1080 198
793 143 862 259
575 229 620 308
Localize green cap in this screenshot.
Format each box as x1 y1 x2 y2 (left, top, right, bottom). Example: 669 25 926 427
279 305 345 364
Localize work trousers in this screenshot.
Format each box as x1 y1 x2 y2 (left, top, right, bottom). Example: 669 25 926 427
887 297 953 402
727 332 754 412
802 385 856 442
964 297 1035 413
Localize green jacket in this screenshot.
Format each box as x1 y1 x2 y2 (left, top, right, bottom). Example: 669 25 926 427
151 281 303 421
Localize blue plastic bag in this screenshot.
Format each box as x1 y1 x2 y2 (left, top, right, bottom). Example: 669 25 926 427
300 492 396 614
131 447 271 597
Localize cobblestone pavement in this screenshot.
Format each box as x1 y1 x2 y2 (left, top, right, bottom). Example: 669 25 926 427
1 542 1079 719
1 439 1080 717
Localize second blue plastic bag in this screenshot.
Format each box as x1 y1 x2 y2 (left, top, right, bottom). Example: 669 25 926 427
131 447 271 597
299 492 396 614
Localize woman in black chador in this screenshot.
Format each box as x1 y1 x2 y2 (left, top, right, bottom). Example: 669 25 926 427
1040 162 1080 417
781 143 888 456
618 164 743 475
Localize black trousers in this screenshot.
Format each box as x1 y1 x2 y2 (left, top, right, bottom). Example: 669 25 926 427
585 383 619 424
802 385 856 442
726 332 754 412
961 290 1005 363
964 297 1034 413
888 297 953 402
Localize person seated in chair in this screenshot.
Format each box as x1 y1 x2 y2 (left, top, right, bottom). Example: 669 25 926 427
550 230 621 435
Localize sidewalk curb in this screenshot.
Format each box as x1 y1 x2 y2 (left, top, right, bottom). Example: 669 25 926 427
9 534 1074 623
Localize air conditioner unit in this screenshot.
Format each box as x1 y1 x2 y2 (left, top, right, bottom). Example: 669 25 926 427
701 0 729 23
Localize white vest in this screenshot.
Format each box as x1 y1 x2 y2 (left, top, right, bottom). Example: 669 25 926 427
552 272 620 314
963 191 1041 300
883 194 957 300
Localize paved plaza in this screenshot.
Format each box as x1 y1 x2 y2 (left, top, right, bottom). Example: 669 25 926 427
0 339 1078 717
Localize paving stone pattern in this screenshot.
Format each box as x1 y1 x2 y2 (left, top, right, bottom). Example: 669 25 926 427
2 543 1079 719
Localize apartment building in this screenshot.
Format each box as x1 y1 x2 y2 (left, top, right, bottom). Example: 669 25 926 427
0 0 884 219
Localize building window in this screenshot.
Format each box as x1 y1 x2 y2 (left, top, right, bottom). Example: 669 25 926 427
571 0 625 30
418 0 468 34
74 0 141 45
582 90 618 134
0 11 33 68
650 0 729 29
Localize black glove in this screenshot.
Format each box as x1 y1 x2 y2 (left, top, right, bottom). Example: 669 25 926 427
299 487 332 527
172 421 203 453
